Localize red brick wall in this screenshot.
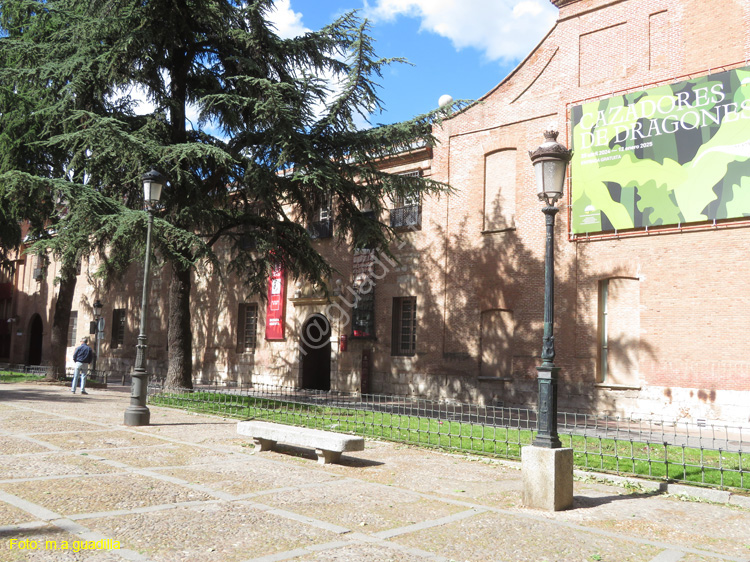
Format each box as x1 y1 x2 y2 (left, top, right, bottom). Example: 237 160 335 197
13 0 750 423
425 0 750 420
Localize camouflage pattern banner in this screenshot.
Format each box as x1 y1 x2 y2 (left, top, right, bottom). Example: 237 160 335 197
570 66 750 234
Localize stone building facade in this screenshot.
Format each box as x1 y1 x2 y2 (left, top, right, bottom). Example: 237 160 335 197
2 0 750 425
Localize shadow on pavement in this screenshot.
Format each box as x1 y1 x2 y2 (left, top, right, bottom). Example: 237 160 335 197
573 487 667 509
265 443 384 467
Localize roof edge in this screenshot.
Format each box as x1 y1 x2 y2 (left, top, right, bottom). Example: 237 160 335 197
550 0 583 7
477 21 559 104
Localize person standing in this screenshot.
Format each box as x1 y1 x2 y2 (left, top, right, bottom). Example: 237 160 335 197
71 337 94 394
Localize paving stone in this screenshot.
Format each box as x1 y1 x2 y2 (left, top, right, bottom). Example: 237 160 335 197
0 452 120 480
679 555 733 562
0 473 213 515
393 510 663 562
288 542 435 561
257 478 466 534
0 408 55 423
92 442 241 468
0 525 125 561
321 442 524 508
0 499 39 526
556 491 750 557
151 458 339 495
84 501 340 562
29 430 166 451
0 436 55 455
0 418 104 435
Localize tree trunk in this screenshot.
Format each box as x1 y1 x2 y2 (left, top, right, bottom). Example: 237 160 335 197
163 38 192 392
165 261 193 390
47 261 77 380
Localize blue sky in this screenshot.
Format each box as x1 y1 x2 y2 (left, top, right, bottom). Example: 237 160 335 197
269 0 559 125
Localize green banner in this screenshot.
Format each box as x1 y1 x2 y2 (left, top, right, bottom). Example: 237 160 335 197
571 66 750 234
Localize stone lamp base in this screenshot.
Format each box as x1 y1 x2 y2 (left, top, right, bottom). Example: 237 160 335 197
522 445 574 511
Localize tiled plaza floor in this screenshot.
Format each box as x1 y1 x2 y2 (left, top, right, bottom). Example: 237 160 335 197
1 383 748 562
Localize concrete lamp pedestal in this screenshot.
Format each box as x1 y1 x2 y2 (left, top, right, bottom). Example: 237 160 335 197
522 445 574 511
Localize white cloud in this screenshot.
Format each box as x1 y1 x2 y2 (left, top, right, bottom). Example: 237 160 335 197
363 0 557 63
268 0 310 39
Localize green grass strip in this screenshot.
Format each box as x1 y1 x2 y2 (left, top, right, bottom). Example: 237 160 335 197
0 371 46 383
147 390 748 491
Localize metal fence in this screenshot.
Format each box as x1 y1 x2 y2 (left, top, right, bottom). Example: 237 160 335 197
0 364 126 386
147 382 749 491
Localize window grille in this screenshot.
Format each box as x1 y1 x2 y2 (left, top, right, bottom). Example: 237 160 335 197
112 309 126 349
390 171 422 230
237 303 259 352
392 297 417 356
68 312 78 347
308 193 333 239
353 291 375 337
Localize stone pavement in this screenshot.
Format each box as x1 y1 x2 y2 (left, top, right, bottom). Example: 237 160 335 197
0 383 749 562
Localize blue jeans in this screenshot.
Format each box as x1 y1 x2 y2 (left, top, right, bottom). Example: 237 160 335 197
71 362 88 392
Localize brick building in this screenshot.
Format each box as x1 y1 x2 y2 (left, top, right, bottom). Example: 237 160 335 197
3 0 750 425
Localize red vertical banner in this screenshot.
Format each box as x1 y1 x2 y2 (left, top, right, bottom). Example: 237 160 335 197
265 265 286 340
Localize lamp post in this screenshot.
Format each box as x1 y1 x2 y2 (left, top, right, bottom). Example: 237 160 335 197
521 129 573 512
528 129 572 448
124 169 165 426
93 299 103 381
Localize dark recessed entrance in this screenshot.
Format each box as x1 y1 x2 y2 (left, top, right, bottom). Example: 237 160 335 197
28 314 43 365
300 314 331 391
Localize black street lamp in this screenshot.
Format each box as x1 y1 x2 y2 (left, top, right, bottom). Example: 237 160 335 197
124 169 165 426
528 130 572 449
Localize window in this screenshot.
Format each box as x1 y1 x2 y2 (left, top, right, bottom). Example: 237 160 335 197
352 291 374 337
351 250 376 336
390 171 422 230
598 278 640 385
112 308 126 349
353 211 377 251
239 228 257 251
392 297 417 356
67 312 78 347
307 193 333 239
236 303 259 353
33 255 47 281
483 149 516 231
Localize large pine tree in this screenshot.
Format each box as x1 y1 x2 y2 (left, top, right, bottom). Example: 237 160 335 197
1 0 144 377
1 0 453 389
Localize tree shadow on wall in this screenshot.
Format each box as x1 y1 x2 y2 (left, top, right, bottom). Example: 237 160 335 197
396 207 655 416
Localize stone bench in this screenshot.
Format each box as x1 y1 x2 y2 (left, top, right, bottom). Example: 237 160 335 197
237 420 365 465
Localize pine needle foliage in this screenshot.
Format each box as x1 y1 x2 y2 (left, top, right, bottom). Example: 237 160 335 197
0 0 461 388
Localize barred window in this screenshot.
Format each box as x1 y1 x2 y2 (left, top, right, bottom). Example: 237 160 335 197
112 309 126 349
390 171 422 230
307 192 333 239
237 303 259 353
67 312 78 347
391 297 417 356
352 291 374 338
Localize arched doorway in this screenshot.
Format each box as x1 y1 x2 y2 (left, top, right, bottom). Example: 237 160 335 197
28 314 43 365
300 314 331 391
